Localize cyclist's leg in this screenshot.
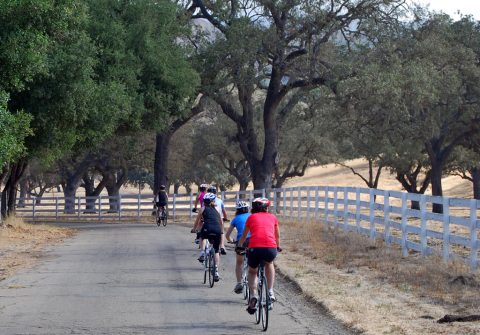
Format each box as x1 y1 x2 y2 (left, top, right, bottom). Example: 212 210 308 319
247 248 260 298
235 253 243 282
263 248 278 300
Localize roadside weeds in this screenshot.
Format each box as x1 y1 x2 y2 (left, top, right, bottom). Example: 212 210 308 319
276 220 480 335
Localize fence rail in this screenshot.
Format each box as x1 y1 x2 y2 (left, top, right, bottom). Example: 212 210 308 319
14 186 480 270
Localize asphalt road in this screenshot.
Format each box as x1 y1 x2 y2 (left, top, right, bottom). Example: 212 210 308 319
0 223 355 335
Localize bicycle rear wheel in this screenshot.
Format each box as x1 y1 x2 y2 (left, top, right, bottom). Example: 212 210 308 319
255 276 262 324
162 209 167 226
260 274 270 331
242 262 249 300
208 249 216 288
203 249 209 284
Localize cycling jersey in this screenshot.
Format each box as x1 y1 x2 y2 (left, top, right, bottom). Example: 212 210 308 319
230 213 251 241
201 206 222 235
156 191 168 206
214 198 225 219
245 212 278 248
198 191 206 207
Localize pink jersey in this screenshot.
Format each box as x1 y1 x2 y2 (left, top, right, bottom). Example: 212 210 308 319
198 191 206 207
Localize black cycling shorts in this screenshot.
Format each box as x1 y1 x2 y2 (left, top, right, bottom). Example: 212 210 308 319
200 230 221 253
247 247 277 268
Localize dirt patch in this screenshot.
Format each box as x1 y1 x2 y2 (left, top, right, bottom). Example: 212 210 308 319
0 216 75 281
276 220 480 334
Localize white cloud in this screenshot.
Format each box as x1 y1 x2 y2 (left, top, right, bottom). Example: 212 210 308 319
413 0 480 19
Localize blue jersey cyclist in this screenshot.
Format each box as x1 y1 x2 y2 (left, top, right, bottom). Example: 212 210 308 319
225 200 250 294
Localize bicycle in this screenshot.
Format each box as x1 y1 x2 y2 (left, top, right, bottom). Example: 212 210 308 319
254 261 271 331
155 205 167 227
202 234 218 288
241 252 249 301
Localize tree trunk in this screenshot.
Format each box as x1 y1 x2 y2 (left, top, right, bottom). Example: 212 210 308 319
2 160 28 218
102 169 126 212
18 178 28 208
472 167 480 200
173 182 180 194
62 156 93 213
430 159 444 213
154 131 172 194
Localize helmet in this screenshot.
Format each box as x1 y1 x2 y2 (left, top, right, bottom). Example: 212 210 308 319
236 201 249 210
236 200 249 214
199 183 208 192
252 197 270 212
207 186 217 194
159 185 166 190
203 192 216 205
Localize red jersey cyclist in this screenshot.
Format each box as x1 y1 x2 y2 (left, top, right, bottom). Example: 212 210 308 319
237 197 280 314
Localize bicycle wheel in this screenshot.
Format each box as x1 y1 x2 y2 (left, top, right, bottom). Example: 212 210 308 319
203 248 208 284
242 262 249 300
260 274 270 331
162 209 167 226
255 273 262 324
208 249 216 288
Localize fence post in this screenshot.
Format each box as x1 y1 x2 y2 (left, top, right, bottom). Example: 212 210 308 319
355 189 361 233
249 190 253 204
289 189 293 218
55 197 59 220
282 188 286 218
333 187 338 229
118 194 122 220
369 188 375 239
420 195 427 256
189 193 193 219
99 195 102 220
401 192 408 257
384 191 391 244
343 188 348 232
173 194 177 221
442 197 450 263
262 189 266 198
307 187 311 222
32 197 36 220
325 186 329 227
469 199 478 270
77 197 81 218
137 194 141 218
297 187 301 221
273 189 278 214
315 186 319 221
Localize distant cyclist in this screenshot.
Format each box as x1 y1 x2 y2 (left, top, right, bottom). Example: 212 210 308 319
237 197 280 314
207 186 228 255
192 183 208 213
155 185 168 221
226 200 250 294
192 192 223 282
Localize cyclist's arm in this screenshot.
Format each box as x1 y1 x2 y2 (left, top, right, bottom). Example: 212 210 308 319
225 225 235 242
275 224 280 249
238 226 250 246
221 207 228 220
193 194 199 209
192 209 203 231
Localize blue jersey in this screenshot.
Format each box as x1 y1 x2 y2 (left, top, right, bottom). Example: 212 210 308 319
230 213 251 241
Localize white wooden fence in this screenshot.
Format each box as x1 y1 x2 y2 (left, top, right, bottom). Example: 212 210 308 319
14 186 480 270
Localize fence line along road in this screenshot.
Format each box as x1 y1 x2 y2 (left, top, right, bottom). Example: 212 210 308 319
15 186 480 271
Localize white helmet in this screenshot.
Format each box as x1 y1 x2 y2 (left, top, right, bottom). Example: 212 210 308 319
236 201 249 209
203 192 216 205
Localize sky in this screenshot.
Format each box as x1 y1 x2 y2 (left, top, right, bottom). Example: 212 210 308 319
414 0 480 19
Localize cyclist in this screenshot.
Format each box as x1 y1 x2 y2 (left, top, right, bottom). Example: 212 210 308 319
237 197 280 315
192 183 208 213
226 200 250 294
154 185 168 223
192 192 223 281
207 186 228 255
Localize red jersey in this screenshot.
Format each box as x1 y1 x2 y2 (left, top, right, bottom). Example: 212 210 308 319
246 212 279 248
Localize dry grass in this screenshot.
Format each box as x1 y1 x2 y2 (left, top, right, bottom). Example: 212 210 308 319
277 220 480 334
0 216 75 281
